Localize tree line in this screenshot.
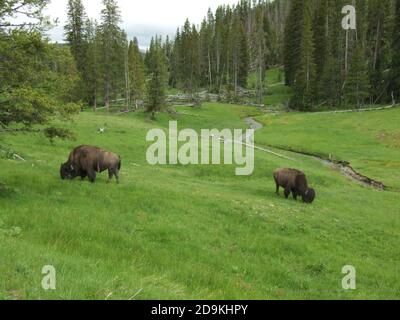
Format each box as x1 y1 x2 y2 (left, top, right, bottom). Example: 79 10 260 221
167 0 289 104
1 0 399 131
0 0 80 141
64 0 288 112
284 0 400 110
64 0 284 114
164 0 400 111
65 0 171 117
166 0 399 110
64 0 146 112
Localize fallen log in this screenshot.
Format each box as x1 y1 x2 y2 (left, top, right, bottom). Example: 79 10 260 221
311 104 399 115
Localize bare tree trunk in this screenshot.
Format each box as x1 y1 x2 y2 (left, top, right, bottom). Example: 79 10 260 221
258 45 263 105
353 0 358 42
226 51 230 84
345 29 349 74
373 19 381 70
105 78 110 112
125 46 130 112
234 57 238 96
216 38 221 89
93 89 97 112
208 50 212 90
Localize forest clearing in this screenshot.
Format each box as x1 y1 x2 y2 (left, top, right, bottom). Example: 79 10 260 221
1 0 399 302
1 97 400 299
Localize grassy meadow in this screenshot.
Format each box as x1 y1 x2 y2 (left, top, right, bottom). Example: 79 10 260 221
255 108 400 190
248 67 293 108
1 99 399 300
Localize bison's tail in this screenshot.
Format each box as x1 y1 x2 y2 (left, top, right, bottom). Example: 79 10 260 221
118 156 122 170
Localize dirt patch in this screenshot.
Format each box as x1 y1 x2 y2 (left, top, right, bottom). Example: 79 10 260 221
377 130 400 148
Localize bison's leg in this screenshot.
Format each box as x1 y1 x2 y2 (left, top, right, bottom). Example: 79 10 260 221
108 168 120 184
114 170 119 184
87 169 96 183
284 187 291 199
80 170 87 181
274 176 280 195
275 183 280 195
292 190 298 201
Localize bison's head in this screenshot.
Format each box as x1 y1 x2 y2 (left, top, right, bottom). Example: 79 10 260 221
60 163 77 180
303 188 316 204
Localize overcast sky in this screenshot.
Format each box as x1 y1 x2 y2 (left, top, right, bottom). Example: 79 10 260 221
44 0 239 50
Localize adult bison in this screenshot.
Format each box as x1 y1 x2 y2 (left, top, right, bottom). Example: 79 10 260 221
274 168 316 204
60 145 121 183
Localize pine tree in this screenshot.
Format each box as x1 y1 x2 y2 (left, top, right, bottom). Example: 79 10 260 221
190 24 201 97
283 0 305 86
319 53 341 107
199 12 215 90
223 5 233 85
84 19 102 110
229 14 247 94
0 29 80 133
64 0 87 101
169 28 182 88
177 20 200 96
163 36 174 87
214 6 225 90
344 45 370 108
263 8 279 68
291 0 316 111
122 31 130 111
146 37 167 119
65 0 86 71
251 5 267 105
313 0 328 84
324 0 346 107
238 20 249 88
390 0 400 103
367 0 392 104
99 0 123 111
0 0 50 29
128 38 145 109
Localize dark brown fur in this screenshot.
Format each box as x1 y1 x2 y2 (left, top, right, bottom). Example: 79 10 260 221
60 145 121 183
274 168 315 203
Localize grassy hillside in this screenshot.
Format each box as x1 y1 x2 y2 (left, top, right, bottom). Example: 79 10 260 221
248 67 292 108
255 108 400 190
0 103 399 300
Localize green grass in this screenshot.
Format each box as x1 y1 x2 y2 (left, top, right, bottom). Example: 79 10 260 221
0 102 399 300
263 67 292 108
248 67 292 109
167 87 183 95
264 84 292 108
254 108 400 190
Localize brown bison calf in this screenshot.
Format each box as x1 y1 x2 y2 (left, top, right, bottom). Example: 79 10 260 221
60 145 121 183
274 168 316 204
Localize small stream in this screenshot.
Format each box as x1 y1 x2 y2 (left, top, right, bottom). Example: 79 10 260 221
244 117 387 191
